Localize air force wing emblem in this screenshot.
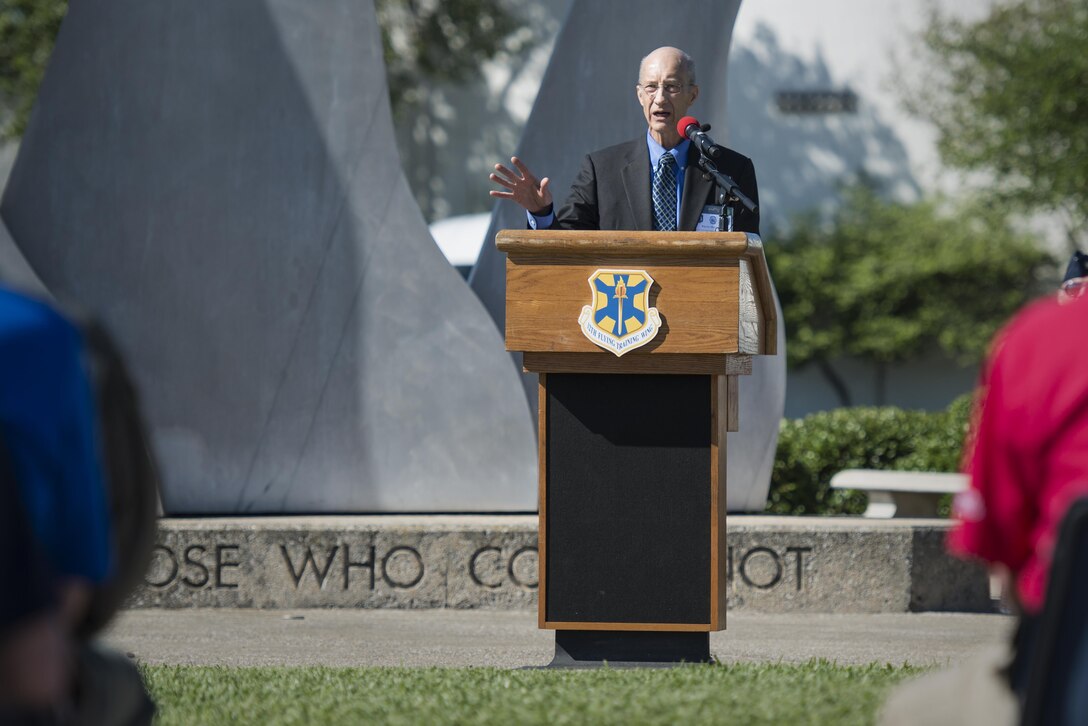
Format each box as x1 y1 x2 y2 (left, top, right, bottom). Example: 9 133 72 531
578 269 661 356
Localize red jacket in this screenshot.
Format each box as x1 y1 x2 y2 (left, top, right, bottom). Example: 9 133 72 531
949 295 1088 613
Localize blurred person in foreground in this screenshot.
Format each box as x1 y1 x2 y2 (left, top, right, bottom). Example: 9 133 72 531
0 285 158 725
0 454 68 712
881 265 1088 725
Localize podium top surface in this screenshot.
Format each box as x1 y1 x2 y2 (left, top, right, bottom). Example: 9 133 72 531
496 230 761 258
498 230 777 364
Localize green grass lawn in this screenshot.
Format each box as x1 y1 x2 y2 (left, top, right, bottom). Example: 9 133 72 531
143 660 925 725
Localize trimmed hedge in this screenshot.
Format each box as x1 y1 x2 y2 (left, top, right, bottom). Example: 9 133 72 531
766 394 973 516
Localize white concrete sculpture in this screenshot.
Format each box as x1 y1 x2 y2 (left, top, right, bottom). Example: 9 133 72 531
0 0 536 513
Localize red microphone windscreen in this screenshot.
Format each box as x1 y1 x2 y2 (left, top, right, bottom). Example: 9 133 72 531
676 116 700 138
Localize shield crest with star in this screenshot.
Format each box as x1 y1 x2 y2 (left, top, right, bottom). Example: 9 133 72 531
578 269 662 356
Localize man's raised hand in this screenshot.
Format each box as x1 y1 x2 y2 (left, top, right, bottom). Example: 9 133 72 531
489 157 553 214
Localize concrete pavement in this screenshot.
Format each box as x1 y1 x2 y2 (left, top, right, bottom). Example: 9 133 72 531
103 609 1013 669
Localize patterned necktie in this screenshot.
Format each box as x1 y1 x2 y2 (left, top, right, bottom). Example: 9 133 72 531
652 152 678 232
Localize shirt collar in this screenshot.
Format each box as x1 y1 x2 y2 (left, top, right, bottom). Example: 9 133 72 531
646 131 690 171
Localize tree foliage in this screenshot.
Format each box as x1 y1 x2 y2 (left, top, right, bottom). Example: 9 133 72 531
375 0 524 121
0 0 66 138
374 0 535 220
905 0 1088 250
766 183 1053 402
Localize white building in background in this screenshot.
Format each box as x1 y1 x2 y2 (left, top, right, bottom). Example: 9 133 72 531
428 0 1016 417
725 0 996 225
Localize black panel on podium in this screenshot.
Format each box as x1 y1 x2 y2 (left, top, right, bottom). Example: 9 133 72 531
545 373 710 625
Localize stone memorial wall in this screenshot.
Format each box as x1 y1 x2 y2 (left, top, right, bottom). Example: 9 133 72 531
131 517 991 613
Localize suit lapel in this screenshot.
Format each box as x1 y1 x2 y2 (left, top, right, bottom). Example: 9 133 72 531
621 140 653 231
680 144 712 231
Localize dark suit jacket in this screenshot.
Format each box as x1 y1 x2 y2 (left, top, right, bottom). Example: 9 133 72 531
547 137 760 235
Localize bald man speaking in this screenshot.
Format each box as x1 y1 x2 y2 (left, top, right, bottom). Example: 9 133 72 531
490 46 759 235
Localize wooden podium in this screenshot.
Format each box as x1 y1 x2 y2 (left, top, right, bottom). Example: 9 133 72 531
498 230 777 666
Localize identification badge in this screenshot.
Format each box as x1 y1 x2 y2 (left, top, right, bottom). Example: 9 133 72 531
696 204 733 232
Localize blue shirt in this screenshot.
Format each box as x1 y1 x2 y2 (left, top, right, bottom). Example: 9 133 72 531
528 133 691 230
0 287 113 583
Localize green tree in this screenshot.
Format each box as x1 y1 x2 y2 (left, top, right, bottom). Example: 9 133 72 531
374 0 537 220
766 183 1054 406
904 0 1088 251
375 0 523 122
0 0 66 138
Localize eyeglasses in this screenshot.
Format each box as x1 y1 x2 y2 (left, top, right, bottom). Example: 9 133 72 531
638 82 688 96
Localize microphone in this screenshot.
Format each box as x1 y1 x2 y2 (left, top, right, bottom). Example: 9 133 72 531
676 116 723 162
676 116 758 214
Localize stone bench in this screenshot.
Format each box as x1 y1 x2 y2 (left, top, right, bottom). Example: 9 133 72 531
830 469 968 518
